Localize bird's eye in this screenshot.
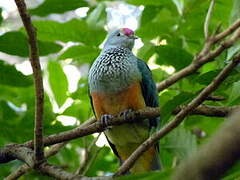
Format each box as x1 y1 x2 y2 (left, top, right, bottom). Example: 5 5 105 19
117 33 121 36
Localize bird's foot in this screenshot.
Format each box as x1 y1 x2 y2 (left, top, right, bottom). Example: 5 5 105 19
100 114 113 129
119 109 134 122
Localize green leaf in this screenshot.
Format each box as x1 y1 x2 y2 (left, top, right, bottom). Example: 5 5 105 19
116 169 173 180
160 92 194 124
223 161 240 180
151 68 169 83
210 0 233 29
155 45 193 70
0 31 62 57
59 45 100 63
172 0 184 15
86 146 118 176
196 69 240 90
48 61 68 107
29 0 88 17
127 0 173 6
196 70 219 85
0 100 19 122
162 126 197 160
230 0 240 23
62 100 90 122
0 60 33 87
227 0 240 60
31 19 106 46
228 81 240 105
139 6 162 26
137 9 177 40
0 8 3 25
137 41 155 61
87 3 106 28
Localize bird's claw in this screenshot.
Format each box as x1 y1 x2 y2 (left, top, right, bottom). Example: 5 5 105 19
119 109 134 121
100 114 113 129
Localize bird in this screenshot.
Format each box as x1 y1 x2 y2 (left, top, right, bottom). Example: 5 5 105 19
88 28 160 173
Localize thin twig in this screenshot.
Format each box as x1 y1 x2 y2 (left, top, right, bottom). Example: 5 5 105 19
157 19 240 92
204 0 215 39
114 56 240 176
76 133 101 175
214 19 240 43
14 0 44 165
205 95 225 101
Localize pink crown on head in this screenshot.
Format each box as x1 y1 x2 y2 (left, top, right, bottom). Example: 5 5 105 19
121 28 134 36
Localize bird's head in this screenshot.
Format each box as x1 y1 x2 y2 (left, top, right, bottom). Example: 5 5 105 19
103 28 138 50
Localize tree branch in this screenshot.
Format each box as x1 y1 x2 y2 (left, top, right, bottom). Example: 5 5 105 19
0 144 34 167
173 104 240 117
157 18 240 92
1 104 238 165
14 0 44 165
1 144 110 180
114 56 240 176
174 108 240 180
5 142 67 180
5 117 96 179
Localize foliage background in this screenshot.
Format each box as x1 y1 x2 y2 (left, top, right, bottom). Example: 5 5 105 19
0 0 240 179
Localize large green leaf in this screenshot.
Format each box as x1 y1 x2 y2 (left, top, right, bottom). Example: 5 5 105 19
196 69 240 89
86 146 118 176
137 9 177 40
62 100 91 122
87 3 106 28
228 81 240 105
116 169 173 180
0 100 19 124
227 0 240 60
230 0 240 23
0 60 33 87
0 31 62 57
0 8 2 25
162 126 197 160
127 0 173 6
59 45 100 63
155 45 193 70
137 41 155 61
31 19 106 46
160 92 194 125
29 0 88 17
140 6 163 26
48 61 68 107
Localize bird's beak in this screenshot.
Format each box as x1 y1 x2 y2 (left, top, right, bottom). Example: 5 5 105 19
130 35 138 40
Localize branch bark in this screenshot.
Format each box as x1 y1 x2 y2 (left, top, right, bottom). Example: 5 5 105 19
2 144 110 180
5 142 67 180
5 117 96 180
114 56 240 176
1 104 238 165
14 0 44 165
174 108 240 180
173 104 239 117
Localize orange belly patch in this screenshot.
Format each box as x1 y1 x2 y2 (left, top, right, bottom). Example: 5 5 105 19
91 82 146 119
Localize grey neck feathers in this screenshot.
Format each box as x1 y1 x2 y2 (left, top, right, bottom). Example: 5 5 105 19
88 47 141 93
